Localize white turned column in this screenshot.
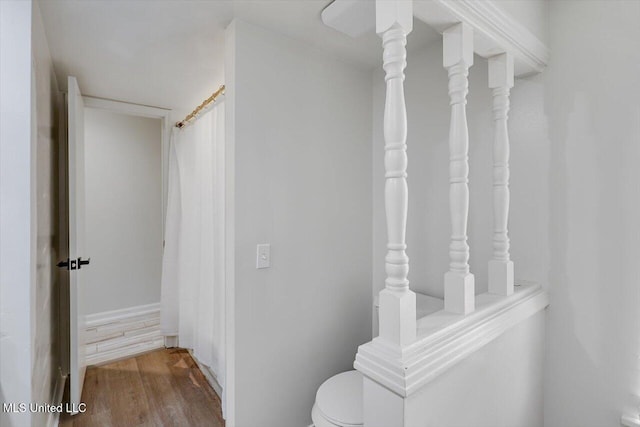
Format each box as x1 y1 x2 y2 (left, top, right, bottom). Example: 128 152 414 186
376 0 416 346
488 52 515 296
443 23 475 315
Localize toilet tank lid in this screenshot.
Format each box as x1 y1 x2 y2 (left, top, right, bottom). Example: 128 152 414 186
316 370 363 426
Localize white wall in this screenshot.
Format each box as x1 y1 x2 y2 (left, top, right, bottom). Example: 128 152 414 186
405 310 545 426
0 1 35 426
1 3 65 426
372 41 550 313
227 19 373 427
32 1 63 426
84 109 162 314
544 1 640 425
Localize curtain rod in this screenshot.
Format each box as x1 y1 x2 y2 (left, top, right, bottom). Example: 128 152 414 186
175 85 225 128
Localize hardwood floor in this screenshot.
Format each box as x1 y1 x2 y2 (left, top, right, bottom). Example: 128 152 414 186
60 348 224 427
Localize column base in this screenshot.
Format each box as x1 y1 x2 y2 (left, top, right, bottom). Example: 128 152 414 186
444 272 475 314
488 260 514 296
378 288 416 347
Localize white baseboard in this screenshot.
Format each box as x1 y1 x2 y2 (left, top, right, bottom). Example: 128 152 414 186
85 303 164 366
46 369 66 427
85 302 161 326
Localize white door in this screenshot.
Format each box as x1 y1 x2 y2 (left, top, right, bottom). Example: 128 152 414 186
67 76 88 412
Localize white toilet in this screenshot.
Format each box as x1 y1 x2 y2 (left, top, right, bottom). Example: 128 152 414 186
311 370 363 427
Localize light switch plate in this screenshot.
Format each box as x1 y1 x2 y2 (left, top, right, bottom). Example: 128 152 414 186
256 244 270 269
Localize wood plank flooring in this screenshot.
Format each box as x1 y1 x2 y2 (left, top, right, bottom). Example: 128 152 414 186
60 348 224 427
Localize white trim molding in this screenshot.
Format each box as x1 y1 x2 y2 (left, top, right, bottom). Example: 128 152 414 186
321 0 549 77
82 96 171 119
355 283 549 397
85 303 164 366
413 0 548 76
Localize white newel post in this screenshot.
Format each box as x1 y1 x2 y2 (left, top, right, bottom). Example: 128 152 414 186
488 52 515 296
443 23 475 315
376 0 416 347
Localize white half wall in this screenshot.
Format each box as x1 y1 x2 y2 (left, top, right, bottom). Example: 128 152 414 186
227 19 373 427
84 109 162 315
405 310 546 427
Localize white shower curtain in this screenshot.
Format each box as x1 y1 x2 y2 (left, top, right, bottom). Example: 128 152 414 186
160 100 226 413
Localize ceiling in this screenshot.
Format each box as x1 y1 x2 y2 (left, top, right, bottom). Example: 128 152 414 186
39 0 440 112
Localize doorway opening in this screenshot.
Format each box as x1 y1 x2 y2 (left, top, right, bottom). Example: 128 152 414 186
59 83 227 426
81 99 168 366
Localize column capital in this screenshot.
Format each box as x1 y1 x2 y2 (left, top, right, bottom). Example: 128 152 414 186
488 52 514 89
443 22 474 68
376 0 413 35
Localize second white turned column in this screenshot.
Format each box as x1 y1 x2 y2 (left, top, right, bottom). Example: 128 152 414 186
488 52 515 296
443 23 475 315
376 0 416 347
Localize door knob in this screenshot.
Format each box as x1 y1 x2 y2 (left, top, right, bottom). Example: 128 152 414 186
77 257 90 269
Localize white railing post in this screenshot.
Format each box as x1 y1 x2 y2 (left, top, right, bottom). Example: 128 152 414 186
443 23 475 315
488 52 515 296
376 0 416 346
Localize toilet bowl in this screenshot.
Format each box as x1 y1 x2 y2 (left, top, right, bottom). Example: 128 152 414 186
311 370 363 427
